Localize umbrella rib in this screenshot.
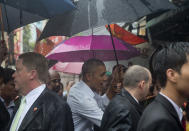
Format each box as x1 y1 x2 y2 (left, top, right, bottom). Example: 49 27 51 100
140 0 153 12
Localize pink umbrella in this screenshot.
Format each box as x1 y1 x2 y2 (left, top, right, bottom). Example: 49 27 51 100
50 62 83 74
46 35 140 62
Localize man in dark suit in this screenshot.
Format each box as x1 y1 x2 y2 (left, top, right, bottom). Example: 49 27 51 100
137 42 189 131
101 65 152 131
7 52 74 131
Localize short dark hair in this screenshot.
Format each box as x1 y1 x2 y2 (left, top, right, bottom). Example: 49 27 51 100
3 68 15 84
19 52 49 83
150 42 189 87
81 58 105 79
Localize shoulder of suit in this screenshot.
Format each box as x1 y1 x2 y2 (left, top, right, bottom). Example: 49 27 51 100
107 95 131 112
42 89 66 104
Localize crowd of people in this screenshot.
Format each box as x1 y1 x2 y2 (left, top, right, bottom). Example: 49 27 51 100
1 41 189 131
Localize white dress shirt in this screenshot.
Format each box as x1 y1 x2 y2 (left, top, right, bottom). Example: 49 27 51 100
10 84 45 131
160 92 183 121
130 94 139 103
67 80 109 131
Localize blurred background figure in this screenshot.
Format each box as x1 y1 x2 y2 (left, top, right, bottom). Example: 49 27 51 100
128 61 133 67
63 80 75 100
48 70 62 93
58 82 64 97
1 68 18 117
110 64 128 96
0 68 18 130
140 80 161 107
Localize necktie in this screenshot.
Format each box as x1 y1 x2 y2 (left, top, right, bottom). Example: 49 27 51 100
10 96 26 131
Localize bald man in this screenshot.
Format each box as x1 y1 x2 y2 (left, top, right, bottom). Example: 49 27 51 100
101 65 152 131
48 70 62 93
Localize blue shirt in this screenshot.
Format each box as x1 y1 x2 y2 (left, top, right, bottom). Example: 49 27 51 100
67 80 109 131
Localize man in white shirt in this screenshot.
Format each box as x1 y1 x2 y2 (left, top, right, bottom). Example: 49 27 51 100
137 42 189 131
7 52 74 131
67 58 116 131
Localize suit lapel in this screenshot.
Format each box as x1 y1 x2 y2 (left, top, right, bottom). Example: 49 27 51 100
18 88 48 131
156 94 184 130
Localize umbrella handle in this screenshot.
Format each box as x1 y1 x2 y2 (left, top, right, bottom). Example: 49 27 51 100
108 25 119 65
108 24 123 86
0 4 4 41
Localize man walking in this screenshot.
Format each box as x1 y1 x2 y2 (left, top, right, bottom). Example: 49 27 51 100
7 52 74 131
137 42 189 131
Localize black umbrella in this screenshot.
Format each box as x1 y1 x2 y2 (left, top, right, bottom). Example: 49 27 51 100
0 0 75 18
0 4 44 33
40 0 177 83
39 0 177 40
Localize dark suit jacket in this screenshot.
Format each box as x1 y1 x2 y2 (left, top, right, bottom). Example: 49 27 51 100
6 88 74 131
100 89 143 131
137 94 184 131
0 99 10 131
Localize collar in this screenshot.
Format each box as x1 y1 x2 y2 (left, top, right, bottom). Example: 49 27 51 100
122 89 143 115
131 95 139 103
7 100 15 108
24 84 46 104
80 80 95 98
160 92 183 121
123 88 139 103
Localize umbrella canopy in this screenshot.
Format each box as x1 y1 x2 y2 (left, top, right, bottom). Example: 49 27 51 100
106 24 147 45
39 0 177 40
46 35 140 62
0 0 75 18
0 4 44 33
51 62 83 74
